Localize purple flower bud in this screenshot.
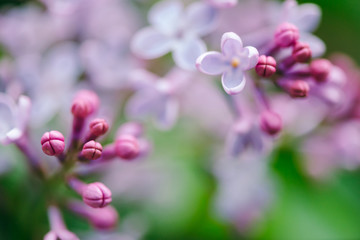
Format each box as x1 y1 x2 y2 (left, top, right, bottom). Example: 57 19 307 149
89 118 109 137
292 42 312 63
115 135 140 160
287 80 310 98
82 182 112 208
274 22 299 47
255 55 277 77
69 202 118 230
260 111 282 135
116 122 143 138
41 131 65 156
87 206 118 230
71 90 99 118
81 141 103 160
310 59 332 83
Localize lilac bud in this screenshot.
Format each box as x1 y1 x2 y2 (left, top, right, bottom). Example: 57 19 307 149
115 135 140 160
287 80 310 98
255 55 277 77
81 141 102 160
82 182 112 208
69 202 118 230
260 111 282 135
275 22 299 47
292 42 312 63
310 59 332 83
87 206 118 230
71 90 99 118
89 118 109 137
116 122 143 138
41 131 65 156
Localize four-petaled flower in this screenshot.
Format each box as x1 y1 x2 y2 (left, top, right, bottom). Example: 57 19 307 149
196 32 259 95
131 0 218 70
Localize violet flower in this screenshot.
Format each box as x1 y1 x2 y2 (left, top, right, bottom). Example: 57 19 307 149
0 94 31 145
196 32 259 95
131 0 218 70
126 69 190 130
205 0 237 8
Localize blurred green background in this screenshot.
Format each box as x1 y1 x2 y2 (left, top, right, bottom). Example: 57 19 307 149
0 0 360 239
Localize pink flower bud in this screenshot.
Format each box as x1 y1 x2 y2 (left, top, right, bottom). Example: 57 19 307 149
255 55 277 77
89 118 109 137
116 122 143 138
87 206 118 230
41 131 65 156
292 42 312 63
260 111 282 135
288 80 310 98
115 135 140 160
69 202 118 230
310 59 332 83
275 22 299 47
82 182 112 208
71 90 99 118
81 141 102 160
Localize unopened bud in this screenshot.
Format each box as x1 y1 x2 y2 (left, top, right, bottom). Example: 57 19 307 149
89 118 108 137
275 22 299 47
87 206 118 230
292 42 312 63
288 80 310 98
41 131 65 156
115 135 140 160
310 59 332 83
71 90 99 118
255 55 277 77
82 182 112 208
81 141 102 160
260 111 282 135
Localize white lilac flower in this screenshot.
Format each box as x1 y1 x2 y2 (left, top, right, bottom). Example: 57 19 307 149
196 32 259 95
131 0 218 70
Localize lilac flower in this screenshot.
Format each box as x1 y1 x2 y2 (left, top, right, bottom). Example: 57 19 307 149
196 32 259 95
131 0 218 70
214 153 272 231
126 69 191 130
205 0 237 8
0 94 31 145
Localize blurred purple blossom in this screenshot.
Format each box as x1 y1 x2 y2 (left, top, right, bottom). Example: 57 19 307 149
131 0 218 70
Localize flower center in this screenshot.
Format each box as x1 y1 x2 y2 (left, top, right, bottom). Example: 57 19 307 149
231 57 240 68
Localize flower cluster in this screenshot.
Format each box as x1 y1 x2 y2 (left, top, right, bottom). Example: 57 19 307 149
0 0 359 238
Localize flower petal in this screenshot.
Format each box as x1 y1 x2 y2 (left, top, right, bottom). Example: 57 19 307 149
16 95 31 133
131 27 173 59
0 94 16 144
221 69 246 95
240 46 259 71
221 32 243 58
300 32 325 58
126 89 160 119
185 2 218 36
173 37 206 70
196 51 226 75
205 0 237 8
155 96 178 130
290 3 321 32
148 0 183 35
